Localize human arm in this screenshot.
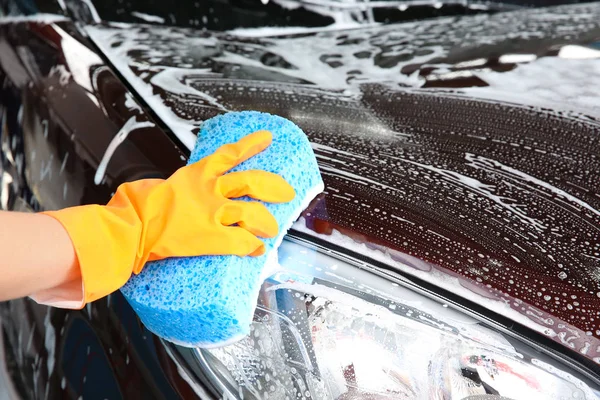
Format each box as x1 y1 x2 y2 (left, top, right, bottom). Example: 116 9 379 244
0 211 80 302
0 130 294 308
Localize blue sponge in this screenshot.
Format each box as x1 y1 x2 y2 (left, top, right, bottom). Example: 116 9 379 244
120 111 324 348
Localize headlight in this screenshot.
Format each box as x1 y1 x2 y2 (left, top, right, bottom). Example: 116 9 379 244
175 238 600 399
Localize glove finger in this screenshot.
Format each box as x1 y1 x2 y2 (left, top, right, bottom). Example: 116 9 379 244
218 170 296 203
200 130 272 177
146 226 265 259
221 226 266 257
219 201 279 238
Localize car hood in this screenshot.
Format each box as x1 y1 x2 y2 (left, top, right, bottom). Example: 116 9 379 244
84 3 600 363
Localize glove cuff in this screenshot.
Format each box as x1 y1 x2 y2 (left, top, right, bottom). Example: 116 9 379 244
42 204 142 304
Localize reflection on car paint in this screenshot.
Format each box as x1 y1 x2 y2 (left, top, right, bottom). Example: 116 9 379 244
60 316 123 399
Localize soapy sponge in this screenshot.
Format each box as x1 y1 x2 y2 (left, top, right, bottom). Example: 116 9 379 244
120 111 324 347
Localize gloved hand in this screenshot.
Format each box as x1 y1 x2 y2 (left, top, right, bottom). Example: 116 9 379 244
42 130 295 305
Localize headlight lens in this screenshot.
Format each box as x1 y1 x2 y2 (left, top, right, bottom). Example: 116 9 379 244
193 239 600 399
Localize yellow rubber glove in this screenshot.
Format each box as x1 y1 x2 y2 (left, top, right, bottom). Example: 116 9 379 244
42 130 295 305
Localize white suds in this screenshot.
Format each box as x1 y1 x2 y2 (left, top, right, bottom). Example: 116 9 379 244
0 14 68 24
94 116 155 185
130 11 166 24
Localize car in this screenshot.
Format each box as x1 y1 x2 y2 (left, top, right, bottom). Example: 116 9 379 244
1 0 600 398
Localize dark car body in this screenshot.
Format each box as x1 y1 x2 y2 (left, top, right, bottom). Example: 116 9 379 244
1 0 600 398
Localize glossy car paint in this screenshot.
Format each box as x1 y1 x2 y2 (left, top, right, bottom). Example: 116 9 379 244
84 2 600 361
0 1 599 399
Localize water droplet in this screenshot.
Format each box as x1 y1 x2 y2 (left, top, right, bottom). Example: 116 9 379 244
558 271 567 280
